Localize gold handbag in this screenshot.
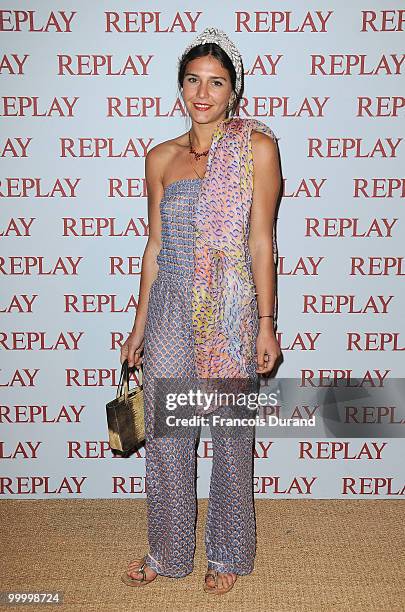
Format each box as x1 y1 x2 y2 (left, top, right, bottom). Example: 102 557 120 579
106 359 145 454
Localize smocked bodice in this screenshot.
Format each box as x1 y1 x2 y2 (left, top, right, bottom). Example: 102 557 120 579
156 178 201 277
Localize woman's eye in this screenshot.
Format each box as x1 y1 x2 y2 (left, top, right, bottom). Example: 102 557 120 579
185 77 223 86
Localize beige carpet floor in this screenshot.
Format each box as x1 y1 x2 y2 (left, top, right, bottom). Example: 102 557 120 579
1 499 404 612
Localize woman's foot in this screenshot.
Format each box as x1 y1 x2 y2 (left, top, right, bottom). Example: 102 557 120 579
204 569 237 594
121 556 158 587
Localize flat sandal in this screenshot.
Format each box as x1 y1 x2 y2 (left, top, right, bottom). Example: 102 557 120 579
203 569 237 595
121 555 157 587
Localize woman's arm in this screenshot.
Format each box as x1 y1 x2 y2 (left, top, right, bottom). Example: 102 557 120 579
131 146 163 334
248 130 282 373
120 145 164 367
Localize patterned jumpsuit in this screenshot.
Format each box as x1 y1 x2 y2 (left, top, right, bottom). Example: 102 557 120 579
142 177 256 578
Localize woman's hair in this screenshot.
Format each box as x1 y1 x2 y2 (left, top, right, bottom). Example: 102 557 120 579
177 43 244 117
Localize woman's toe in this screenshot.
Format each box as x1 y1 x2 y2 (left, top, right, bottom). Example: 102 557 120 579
128 570 140 579
218 574 228 589
206 575 215 587
223 573 236 588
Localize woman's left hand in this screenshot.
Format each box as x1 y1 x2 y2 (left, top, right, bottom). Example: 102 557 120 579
256 328 281 375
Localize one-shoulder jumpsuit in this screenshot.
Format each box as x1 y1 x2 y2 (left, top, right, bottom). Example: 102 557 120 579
142 178 256 578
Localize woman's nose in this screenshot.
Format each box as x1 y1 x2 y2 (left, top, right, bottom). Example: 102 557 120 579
197 82 209 98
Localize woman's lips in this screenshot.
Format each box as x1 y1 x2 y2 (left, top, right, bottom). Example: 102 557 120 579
193 103 212 111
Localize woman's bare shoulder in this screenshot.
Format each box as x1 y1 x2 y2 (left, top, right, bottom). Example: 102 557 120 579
146 132 189 165
145 133 189 188
251 130 279 168
251 129 277 148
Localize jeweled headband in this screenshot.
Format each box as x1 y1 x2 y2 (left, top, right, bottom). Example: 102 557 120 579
178 26 243 96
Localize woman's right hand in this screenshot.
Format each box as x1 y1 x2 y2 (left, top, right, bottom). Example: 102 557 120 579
120 329 145 368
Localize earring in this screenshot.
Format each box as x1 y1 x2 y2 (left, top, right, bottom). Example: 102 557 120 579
227 93 236 113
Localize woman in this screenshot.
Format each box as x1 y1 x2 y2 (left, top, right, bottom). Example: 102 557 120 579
120 27 281 595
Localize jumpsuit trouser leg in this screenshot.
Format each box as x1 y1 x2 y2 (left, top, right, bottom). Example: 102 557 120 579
205 406 256 575
144 434 199 577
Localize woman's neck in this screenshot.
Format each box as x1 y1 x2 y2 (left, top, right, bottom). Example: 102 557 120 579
189 116 229 150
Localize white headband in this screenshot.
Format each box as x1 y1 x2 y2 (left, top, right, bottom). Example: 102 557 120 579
178 26 243 96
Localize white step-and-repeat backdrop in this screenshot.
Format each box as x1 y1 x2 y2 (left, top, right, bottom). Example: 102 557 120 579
1 1 404 498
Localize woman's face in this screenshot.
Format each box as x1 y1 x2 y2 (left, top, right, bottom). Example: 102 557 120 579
181 54 234 124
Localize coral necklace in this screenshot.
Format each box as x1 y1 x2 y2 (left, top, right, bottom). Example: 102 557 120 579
188 131 210 161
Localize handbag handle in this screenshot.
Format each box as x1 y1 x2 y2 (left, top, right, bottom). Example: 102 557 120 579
117 359 143 402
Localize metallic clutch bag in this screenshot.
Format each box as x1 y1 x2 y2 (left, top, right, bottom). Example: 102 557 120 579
106 359 145 454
